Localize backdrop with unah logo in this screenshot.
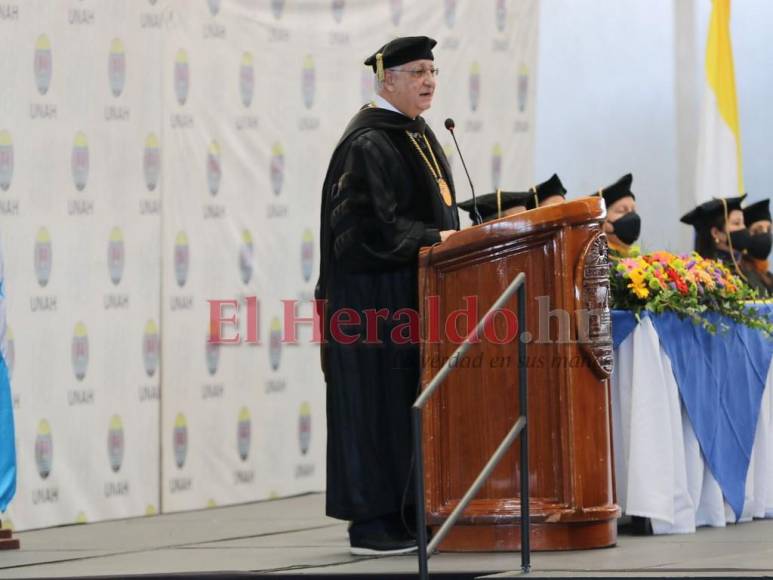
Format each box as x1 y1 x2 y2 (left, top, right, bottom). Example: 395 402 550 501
0 0 538 530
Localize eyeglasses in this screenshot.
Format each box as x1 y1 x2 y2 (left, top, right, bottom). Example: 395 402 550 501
390 67 439 80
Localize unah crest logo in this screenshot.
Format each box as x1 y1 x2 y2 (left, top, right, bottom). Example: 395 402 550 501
34 34 53 96
239 52 254 108
107 227 124 286
517 63 528 113
108 38 126 98
205 334 220 376
107 415 124 473
390 0 402 26
298 402 311 455
271 0 285 20
301 229 314 282
495 0 507 33
269 317 282 371
491 143 502 190
239 229 253 285
469 62 480 112
237 407 251 462
34 227 53 288
207 139 221 196
444 0 457 28
0 130 13 191
270 142 284 196
174 231 189 288
207 0 220 16
35 419 53 480
173 413 188 469
174 49 190 106
71 131 89 191
331 0 345 23
301 55 315 110
143 133 160 192
142 319 159 378
72 322 89 381
6 327 14 379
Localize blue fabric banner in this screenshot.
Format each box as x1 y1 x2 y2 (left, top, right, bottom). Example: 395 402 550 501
0 352 15 512
611 308 773 519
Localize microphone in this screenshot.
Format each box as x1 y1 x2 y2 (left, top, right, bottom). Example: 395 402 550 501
445 118 482 225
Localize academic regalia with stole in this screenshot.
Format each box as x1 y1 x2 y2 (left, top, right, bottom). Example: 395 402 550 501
594 173 641 259
681 195 770 295
315 38 459 523
742 200 773 295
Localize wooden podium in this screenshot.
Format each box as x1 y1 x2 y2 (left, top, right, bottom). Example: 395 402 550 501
417 197 619 551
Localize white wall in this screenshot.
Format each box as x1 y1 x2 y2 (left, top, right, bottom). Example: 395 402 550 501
535 0 773 253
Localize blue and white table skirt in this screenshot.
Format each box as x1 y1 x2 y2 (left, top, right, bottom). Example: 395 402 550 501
611 308 773 534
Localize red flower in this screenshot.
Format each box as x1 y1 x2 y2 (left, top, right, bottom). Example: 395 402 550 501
666 268 688 295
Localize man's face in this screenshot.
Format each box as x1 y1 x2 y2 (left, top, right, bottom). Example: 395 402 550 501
607 197 636 222
603 196 636 243
383 59 436 118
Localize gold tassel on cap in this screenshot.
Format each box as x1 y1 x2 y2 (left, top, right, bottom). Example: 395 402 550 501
531 186 538 208
376 53 384 82
718 197 747 281
496 188 502 219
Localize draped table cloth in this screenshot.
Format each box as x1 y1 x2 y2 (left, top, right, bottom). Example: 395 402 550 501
611 308 773 533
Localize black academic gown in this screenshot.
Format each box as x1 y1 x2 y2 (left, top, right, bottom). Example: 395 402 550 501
715 249 770 296
741 256 773 296
315 106 459 522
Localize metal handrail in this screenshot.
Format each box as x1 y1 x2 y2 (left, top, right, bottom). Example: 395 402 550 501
413 272 530 578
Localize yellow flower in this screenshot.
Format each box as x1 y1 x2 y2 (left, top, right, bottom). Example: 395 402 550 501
629 268 646 286
631 283 650 299
627 268 650 299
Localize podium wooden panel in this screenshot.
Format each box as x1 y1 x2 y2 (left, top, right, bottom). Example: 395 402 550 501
418 197 619 551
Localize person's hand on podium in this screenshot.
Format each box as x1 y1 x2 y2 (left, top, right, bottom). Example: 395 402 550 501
439 230 457 242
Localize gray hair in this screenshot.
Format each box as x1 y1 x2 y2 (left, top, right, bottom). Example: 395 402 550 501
375 67 397 93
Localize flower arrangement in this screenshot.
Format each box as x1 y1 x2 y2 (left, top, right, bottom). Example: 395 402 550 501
610 250 773 335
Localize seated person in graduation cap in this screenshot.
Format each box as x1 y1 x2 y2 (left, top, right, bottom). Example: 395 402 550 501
742 199 773 294
595 173 641 258
680 195 771 294
458 189 532 222
524 173 566 210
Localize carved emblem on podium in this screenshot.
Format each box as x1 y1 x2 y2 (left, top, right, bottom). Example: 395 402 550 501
575 233 613 378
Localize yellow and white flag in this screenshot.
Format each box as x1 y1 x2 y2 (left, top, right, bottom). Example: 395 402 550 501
695 0 743 203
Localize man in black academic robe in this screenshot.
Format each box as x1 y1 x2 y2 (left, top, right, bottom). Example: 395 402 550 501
315 36 459 555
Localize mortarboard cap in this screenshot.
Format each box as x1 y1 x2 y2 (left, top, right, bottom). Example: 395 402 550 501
364 36 436 81
525 174 567 210
595 173 635 209
680 195 747 229
743 199 771 226
458 190 532 222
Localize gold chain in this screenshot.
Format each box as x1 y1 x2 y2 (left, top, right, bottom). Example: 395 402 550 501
406 132 443 181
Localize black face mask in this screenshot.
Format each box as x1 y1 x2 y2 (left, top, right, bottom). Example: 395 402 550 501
611 212 641 245
748 232 773 260
728 228 752 252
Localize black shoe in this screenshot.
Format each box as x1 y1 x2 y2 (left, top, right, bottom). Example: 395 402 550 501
349 517 418 556
630 516 653 536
